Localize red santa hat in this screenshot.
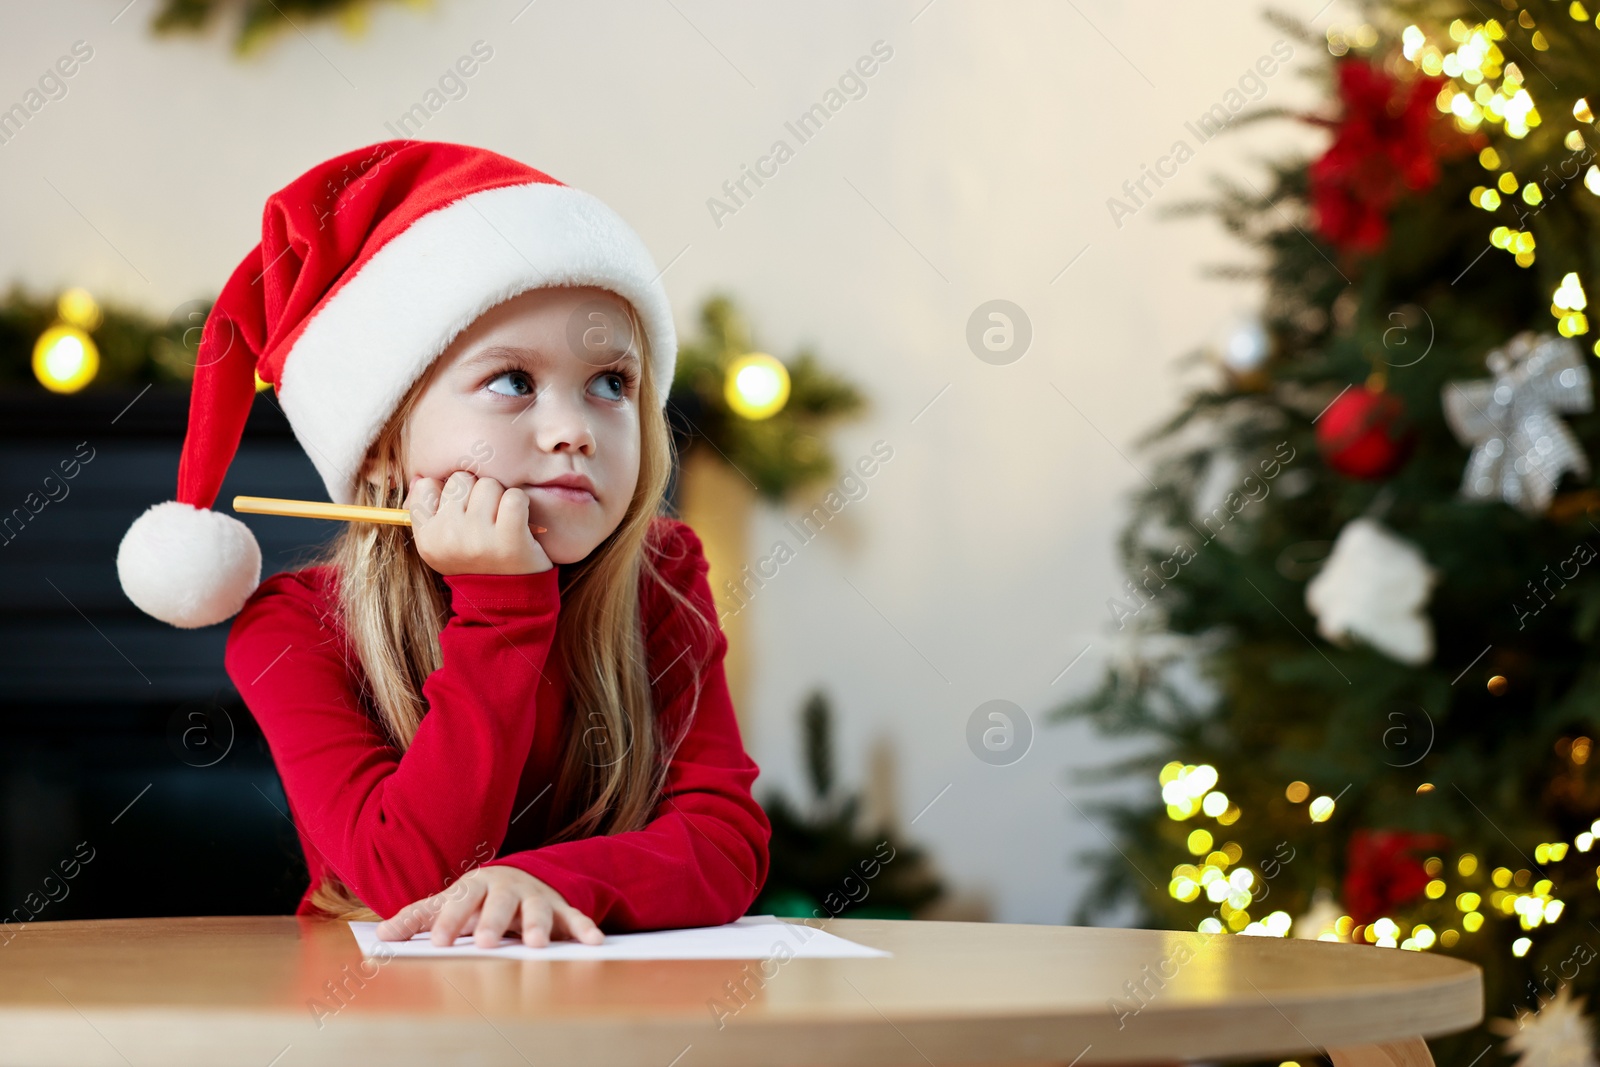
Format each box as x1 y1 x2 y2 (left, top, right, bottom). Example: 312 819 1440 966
116 139 677 630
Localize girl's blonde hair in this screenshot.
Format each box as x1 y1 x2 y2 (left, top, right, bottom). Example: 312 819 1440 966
300 291 717 922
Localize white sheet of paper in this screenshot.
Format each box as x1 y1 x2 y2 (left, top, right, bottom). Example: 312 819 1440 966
348 914 890 960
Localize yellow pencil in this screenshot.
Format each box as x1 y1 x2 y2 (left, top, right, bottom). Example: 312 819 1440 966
232 495 548 533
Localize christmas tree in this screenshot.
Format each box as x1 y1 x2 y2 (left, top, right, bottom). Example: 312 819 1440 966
1057 3 1600 1062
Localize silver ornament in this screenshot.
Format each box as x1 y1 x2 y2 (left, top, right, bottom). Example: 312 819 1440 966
1441 332 1593 516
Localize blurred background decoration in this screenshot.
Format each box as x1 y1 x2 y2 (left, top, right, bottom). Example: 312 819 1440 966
668 294 867 503
1056 1 1600 1060
148 0 439 55
754 689 946 921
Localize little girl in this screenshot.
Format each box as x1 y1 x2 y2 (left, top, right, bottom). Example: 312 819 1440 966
115 140 771 948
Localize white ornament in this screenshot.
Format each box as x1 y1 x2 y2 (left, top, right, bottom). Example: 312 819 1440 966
1442 331 1593 516
1292 888 1345 941
1305 517 1437 666
1220 314 1271 373
1489 983 1599 1067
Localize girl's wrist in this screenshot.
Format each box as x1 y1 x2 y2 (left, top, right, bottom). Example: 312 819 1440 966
441 568 560 620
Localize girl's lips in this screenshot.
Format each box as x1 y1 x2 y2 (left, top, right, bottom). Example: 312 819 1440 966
530 485 596 504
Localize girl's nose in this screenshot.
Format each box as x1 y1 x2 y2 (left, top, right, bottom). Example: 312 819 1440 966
534 389 597 455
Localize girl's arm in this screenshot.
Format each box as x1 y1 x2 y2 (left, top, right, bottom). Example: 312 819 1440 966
224 566 560 919
478 521 772 932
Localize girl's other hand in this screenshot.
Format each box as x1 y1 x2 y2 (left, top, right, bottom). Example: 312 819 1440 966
373 864 605 948
404 471 554 577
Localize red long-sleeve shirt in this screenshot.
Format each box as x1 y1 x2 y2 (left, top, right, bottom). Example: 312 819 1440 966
222 515 770 932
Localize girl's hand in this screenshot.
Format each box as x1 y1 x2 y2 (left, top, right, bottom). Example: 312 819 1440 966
373 865 605 948
404 471 553 577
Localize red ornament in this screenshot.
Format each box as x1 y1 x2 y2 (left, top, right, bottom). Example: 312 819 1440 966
1316 385 1416 479
1305 61 1461 254
1342 828 1449 925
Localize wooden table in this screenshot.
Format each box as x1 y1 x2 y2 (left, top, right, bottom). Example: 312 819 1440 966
0 915 1482 1066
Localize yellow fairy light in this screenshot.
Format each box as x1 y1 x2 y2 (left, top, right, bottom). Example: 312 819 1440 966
1413 924 1438 950
1402 24 1425 61
32 324 99 394
1162 764 1219 822
1577 98 1596 123
1217 804 1241 826
1308 795 1335 822
1555 273 1580 310
1202 790 1229 818
1457 891 1481 911
1459 854 1479 876
1426 879 1447 899
56 287 101 330
1568 130 1588 151
1513 937 1532 956
1574 1 1590 20
1221 841 1243 864
1514 231 1536 254
1198 917 1223 933
1285 781 1310 803
1546 899 1565 922
1586 166 1600 196
1532 30 1550 50
1464 910 1485 931
1493 867 1513 887
724 352 790 420
1187 828 1214 855
1442 929 1461 947
1523 182 1544 205
1479 146 1501 168
1580 832 1595 852
1554 273 1589 336
1481 189 1502 210
1499 171 1520 193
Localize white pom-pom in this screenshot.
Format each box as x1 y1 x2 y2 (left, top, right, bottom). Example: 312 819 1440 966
117 501 262 629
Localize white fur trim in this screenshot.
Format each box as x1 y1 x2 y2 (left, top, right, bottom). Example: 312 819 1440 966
277 181 676 506
117 501 263 629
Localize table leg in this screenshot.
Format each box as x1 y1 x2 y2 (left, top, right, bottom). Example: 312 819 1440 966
1328 1035 1435 1067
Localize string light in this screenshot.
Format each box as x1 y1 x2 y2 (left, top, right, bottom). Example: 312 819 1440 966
32 288 103 394
724 352 791 420
1553 272 1589 336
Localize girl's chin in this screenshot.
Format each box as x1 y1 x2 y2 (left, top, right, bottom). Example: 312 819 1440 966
536 533 598 567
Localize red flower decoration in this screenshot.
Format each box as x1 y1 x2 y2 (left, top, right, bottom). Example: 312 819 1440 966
1306 61 1455 254
1342 828 1450 925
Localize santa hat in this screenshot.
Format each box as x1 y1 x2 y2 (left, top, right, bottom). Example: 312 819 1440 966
116 140 677 630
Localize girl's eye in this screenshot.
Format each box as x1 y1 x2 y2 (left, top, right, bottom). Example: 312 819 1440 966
590 368 638 402
487 370 533 398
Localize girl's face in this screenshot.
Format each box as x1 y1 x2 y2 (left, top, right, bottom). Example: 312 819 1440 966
372 285 643 566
